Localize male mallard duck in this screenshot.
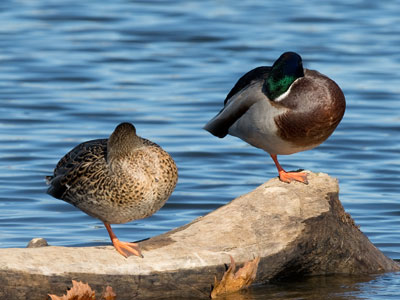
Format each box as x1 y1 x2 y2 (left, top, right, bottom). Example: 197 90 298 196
204 52 345 184
46 122 178 258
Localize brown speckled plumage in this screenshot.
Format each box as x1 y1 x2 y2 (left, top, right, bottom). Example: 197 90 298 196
46 122 178 225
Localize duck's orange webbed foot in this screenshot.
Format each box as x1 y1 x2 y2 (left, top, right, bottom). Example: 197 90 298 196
111 238 143 258
278 170 308 184
104 222 143 258
270 154 308 184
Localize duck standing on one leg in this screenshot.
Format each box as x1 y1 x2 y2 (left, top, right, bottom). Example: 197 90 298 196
204 52 346 184
46 122 178 258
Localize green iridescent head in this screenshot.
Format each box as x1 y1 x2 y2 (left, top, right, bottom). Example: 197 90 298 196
265 52 304 100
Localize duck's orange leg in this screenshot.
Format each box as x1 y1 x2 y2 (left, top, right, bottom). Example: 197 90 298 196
104 222 143 258
270 154 308 184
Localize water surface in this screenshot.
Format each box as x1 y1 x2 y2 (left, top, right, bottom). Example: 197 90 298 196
0 0 399 298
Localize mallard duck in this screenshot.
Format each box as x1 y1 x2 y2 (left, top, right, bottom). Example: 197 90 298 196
46 122 178 258
204 52 346 184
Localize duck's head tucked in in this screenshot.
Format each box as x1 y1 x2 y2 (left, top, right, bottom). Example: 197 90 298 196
204 51 346 184
264 52 304 101
107 122 140 162
46 122 178 258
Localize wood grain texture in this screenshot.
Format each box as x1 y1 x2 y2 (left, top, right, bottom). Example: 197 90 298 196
0 172 398 299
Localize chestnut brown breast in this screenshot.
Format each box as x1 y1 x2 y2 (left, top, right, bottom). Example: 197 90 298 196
275 69 346 148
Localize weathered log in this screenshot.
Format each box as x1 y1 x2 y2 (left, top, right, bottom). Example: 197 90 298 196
0 172 398 299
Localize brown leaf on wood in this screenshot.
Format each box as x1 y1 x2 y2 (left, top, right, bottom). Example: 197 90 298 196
48 280 95 300
102 286 117 300
211 256 260 299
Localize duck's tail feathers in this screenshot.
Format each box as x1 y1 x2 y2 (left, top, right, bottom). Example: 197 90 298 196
45 175 53 185
204 82 264 139
203 114 230 138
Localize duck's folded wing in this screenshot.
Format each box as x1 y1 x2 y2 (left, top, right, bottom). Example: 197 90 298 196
204 79 268 138
46 139 107 199
51 139 106 176
224 66 271 105
204 66 271 138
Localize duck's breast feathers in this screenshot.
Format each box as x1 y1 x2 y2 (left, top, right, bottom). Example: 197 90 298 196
46 139 107 199
275 69 346 147
204 67 272 138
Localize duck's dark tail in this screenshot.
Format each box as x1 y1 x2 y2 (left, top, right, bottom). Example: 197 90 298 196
45 175 53 185
203 111 230 138
45 175 67 200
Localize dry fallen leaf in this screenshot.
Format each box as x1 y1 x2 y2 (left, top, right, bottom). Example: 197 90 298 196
48 280 95 300
102 286 117 300
211 255 260 299
48 280 116 300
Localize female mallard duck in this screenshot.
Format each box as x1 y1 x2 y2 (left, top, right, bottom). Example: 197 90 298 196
46 122 178 258
204 52 346 184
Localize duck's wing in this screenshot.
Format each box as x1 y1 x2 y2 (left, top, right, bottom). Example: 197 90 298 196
204 66 271 138
224 66 271 105
46 139 107 199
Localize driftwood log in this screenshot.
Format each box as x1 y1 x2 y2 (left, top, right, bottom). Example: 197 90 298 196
0 172 398 299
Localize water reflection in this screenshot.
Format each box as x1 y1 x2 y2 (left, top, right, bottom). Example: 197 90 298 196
206 274 390 300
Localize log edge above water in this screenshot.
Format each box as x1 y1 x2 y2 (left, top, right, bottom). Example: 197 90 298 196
0 171 398 299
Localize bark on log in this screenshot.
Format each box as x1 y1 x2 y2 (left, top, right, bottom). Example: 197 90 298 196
0 172 398 299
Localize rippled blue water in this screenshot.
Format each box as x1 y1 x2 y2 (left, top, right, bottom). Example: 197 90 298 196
0 0 399 298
